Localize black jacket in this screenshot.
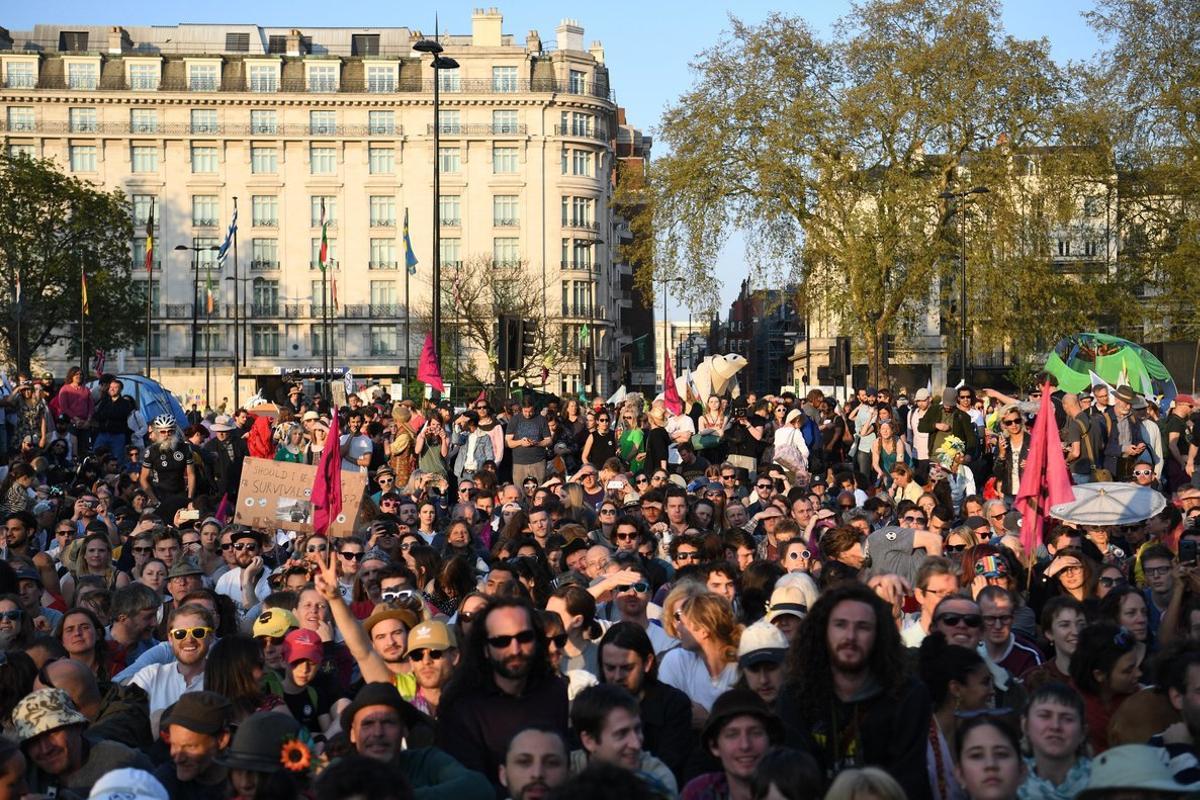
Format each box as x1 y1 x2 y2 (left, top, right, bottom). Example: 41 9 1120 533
202 436 250 501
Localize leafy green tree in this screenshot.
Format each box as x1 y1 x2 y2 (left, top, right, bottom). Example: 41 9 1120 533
648 0 1109 384
0 152 141 373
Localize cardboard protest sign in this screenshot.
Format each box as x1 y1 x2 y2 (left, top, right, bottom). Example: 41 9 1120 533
234 457 366 537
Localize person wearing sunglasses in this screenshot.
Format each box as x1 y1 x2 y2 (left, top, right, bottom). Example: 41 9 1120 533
604 561 677 655
403 620 460 719
993 404 1030 503
545 585 602 675
214 529 271 609
129 603 216 719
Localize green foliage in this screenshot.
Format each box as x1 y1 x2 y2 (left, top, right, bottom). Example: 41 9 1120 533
650 0 1121 383
0 152 141 371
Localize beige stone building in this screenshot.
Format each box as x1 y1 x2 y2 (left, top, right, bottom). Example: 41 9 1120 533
0 11 628 404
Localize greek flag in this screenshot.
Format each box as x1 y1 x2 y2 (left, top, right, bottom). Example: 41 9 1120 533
217 208 238 265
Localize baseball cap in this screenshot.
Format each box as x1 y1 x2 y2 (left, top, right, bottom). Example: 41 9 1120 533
404 620 457 656
302 411 320 422
253 608 299 639
283 628 324 665
88 768 169 800
1176 395 1196 407
914 388 931 401
163 691 233 735
784 409 803 425
737 620 788 668
765 585 810 624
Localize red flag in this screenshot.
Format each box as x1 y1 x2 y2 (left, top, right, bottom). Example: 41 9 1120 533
663 352 682 414
417 333 445 393
247 414 275 459
474 389 487 405
1014 381 1074 562
311 411 342 536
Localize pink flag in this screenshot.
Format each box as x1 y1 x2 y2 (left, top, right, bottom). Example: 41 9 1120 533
1014 381 1074 562
311 411 342 536
417 333 445 393
663 352 682 415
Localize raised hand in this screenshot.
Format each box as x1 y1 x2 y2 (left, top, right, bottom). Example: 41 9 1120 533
312 548 340 602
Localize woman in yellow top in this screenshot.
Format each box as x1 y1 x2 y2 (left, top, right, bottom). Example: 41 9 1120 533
390 406 417 487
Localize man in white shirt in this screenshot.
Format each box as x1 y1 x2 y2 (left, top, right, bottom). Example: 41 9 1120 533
129 603 215 731
900 557 959 647
213 529 272 610
594 561 676 655
340 410 373 472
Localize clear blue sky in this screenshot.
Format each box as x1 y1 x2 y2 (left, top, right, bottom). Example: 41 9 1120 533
9 0 1104 314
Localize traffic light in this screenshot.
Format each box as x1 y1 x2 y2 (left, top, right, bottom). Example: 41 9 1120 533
520 320 537 368
497 316 519 371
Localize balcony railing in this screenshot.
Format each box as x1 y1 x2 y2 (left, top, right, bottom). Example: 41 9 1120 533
251 219 278 228
425 123 528 136
552 125 610 141
249 260 279 271
192 218 218 227
250 303 279 316
3 73 614 100
494 218 520 227
561 260 597 271
440 260 463 268
310 260 340 270
370 303 401 316
369 219 396 228
369 260 398 270
563 218 599 231
562 304 595 318
0 119 404 138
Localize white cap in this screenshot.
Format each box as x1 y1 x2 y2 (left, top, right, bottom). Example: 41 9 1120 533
89 769 170 800
1081 745 1196 796
737 620 789 667
914 388 931 401
765 584 812 624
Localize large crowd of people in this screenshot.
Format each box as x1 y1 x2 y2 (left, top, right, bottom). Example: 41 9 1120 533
0 368 1195 799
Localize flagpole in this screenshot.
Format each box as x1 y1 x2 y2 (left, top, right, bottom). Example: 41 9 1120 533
144 253 152 378
79 257 86 376
205 260 212 411
15 271 21 374
232 196 240 409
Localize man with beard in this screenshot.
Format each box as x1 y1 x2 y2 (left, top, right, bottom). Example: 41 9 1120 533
777 583 932 799
342 683 493 798
140 415 196 522
213 528 271 610
153 691 233 800
405 620 459 719
500 728 570 800
436 597 569 794
129 604 215 728
13 687 152 796
5 511 60 593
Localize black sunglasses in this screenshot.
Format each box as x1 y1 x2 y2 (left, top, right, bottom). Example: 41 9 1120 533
339 551 365 561
487 630 537 649
935 613 983 628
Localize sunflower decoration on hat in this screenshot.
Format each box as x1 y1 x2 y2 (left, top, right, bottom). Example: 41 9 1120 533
279 729 328 775
935 436 967 470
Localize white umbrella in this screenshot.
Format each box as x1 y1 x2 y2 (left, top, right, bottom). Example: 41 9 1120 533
1048 482 1166 527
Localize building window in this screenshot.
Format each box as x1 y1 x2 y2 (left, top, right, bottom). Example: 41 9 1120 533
194 237 220 270
310 110 336 136
493 238 519 267
68 108 97 133
438 147 460 174
369 326 398 356
566 111 593 136
310 146 336 175
7 144 36 158
573 240 593 269
370 280 397 308
492 66 518 93
1085 239 1099 258
248 64 278 93
128 63 159 91
199 325 224 351
191 146 219 174
226 33 250 52
188 64 220 91
311 238 338 268
368 111 395 135
132 239 159 271
192 196 219 227
310 323 337 354
250 110 277 135
1057 239 1071 257
572 149 593 177
251 196 278 227
130 109 157 134
438 69 460 92
131 145 158 173
493 146 519 174
307 64 338 93
370 239 397 269
440 195 461 226
369 146 394 174
251 146 277 174
251 239 279 270
493 110 519 134
66 62 99 90
134 279 161 309
366 65 395 93
494 195 519 226
569 69 588 94
369 196 396 228
132 195 158 228
440 238 460 267
310 197 337 227
252 324 280 356
6 107 34 132
5 62 36 89
252 279 280 312
69 145 97 172
190 109 219 134
133 325 162 358
438 110 461 134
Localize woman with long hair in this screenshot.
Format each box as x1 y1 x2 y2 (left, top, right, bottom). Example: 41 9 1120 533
1019 682 1091 799
1032 547 1098 620
441 520 487 575
659 589 742 714
954 715 1026 800
1023 597 1086 694
992 404 1030 503
136 558 168 597
0 595 35 653
644 406 670 476
918 632 995 800
871 420 908 490
61 532 130 605
1069 622 1143 753
0 464 35 517
560 483 595 529
430 555 477 617
272 422 307 464
0 652 35 737
55 607 109 683
407 545 442 595
203 633 278 724
12 378 48 454
1098 586 1150 646
618 409 646 473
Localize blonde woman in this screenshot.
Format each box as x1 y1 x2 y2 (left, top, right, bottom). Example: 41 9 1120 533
660 587 742 724
644 406 670 476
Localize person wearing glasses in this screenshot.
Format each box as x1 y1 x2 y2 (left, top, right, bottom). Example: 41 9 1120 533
918 631 994 800
129 603 217 722
213 529 271 610
978 586 1044 681
992 404 1029 503
900 557 959 648
581 411 618 471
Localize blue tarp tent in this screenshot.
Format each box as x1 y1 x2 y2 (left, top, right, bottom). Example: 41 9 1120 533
87 375 187 428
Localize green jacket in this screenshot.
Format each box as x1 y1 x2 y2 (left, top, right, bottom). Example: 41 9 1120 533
917 404 978 456
397 746 494 800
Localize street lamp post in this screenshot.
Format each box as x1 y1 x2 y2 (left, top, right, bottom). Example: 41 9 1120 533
175 244 220 370
939 186 990 384
413 34 459 373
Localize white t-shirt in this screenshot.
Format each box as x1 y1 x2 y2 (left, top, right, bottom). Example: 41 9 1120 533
214 565 273 608
657 648 738 711
340 433 373 472
129 661 205 715
665 415 695 465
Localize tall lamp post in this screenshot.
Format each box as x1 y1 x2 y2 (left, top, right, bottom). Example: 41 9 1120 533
939 186 990 383
413 34 459 371
175 244 220 370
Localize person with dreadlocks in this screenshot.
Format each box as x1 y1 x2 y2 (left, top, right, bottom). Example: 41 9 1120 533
139 415 196 523
777 582 933 800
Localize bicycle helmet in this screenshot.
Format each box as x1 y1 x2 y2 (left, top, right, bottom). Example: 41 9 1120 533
151 414 177 430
